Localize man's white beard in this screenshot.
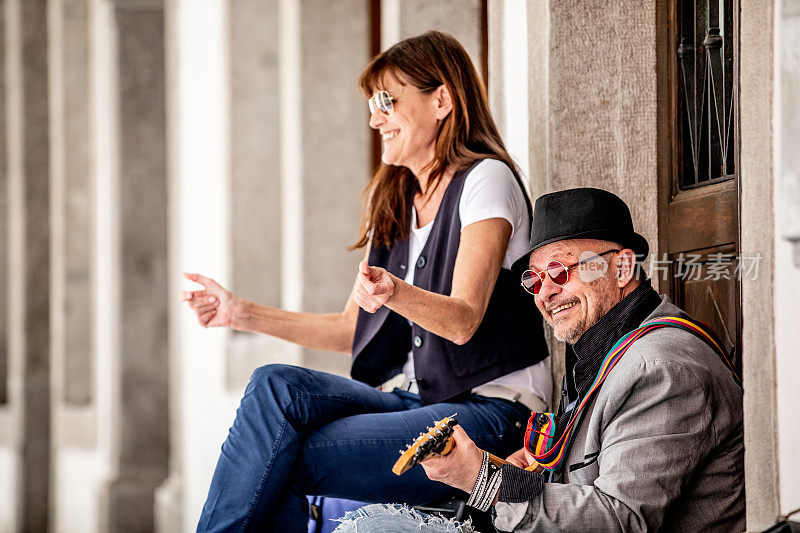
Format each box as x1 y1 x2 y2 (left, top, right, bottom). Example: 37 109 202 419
548 315 585 345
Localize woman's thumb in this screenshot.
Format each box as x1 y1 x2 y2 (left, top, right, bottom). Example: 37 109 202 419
360 260 371 276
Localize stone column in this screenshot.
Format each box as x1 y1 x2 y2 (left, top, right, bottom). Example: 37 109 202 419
0 3 9 528
155 3 182 532
50 0 93 410
296 0 370 375
224 0 371 385
776 0 800 516
526 0 550 202
98 1 169 531
487 0 530 184
49 0 96 448
0 0 8 409
740 0 780 529
163 0 232 526
487 0 504 133
3 0 51 530
225 0 287 390
381 0 483 68
779 1 800 262
48 0 100 528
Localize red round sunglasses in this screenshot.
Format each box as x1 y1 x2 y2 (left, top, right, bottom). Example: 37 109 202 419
520 249 620 295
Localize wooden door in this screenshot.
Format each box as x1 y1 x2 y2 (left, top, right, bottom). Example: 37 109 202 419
662 0 743 376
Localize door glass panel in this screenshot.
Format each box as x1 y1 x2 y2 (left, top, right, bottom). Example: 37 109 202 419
675 0 736 188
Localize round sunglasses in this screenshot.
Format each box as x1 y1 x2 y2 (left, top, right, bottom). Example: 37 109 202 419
520 249 620 295
368 90 395 116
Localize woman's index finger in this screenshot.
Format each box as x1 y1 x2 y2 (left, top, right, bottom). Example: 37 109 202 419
183 272 213 288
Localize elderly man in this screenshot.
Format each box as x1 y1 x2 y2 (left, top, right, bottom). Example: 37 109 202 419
334 188 744 532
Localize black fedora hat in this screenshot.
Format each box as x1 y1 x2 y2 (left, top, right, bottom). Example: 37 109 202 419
511 187 649 272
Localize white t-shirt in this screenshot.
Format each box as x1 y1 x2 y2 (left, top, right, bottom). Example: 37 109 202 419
400 159 551 408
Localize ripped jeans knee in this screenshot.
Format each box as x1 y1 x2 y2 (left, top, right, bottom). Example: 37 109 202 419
331 503 475 533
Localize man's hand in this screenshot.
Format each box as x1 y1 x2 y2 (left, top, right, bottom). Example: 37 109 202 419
420 425 484 493
505 446 536 469
354 260 395 313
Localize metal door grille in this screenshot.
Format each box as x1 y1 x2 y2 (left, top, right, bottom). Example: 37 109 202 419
675 0 737 189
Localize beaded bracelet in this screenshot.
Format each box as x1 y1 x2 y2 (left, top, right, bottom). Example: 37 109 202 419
466 451 503 512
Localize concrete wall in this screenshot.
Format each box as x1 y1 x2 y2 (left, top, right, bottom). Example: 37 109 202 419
533 1 660 250
525 0 660 409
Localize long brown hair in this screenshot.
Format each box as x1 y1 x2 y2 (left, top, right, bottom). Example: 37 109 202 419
352 31 528 249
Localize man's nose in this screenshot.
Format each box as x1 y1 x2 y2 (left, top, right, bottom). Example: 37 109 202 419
537 275 562 303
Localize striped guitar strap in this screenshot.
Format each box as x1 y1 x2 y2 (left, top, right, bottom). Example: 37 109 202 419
523 316 738 472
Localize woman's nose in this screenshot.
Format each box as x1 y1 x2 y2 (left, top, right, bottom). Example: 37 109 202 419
369 109 385 130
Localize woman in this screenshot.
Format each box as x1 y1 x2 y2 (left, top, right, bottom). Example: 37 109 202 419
182 31 550 531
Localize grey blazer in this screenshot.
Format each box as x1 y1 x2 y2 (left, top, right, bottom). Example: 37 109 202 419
495 296 745 532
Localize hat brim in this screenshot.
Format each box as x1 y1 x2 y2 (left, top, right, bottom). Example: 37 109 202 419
511 230 650 273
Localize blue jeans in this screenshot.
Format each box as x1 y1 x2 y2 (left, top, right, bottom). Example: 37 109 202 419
196 364 530 532
332 504 473 533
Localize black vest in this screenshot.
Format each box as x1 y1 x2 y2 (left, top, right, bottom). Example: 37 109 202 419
350 162 549 405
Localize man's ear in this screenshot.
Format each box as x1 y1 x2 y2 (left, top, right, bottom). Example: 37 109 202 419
433 84 453 120
615 249 637 288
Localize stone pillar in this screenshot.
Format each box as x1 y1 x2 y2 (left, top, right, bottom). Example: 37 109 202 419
381 0 483 68
294 0 371 375
98 1 169 531
0 0 8 408
225 0 370 385
225 0 287 390
49 0 95 437
3 0 51 531
155 7 184 533
50 0 93 410
487 0 530 184
776 0 800 516
164 0 233 526
487 0 504 133
526 0 550 202
779 1 800 261
48 0 100 528
740 0 780 529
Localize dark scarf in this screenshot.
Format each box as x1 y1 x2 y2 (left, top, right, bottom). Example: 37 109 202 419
561 279 662 410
